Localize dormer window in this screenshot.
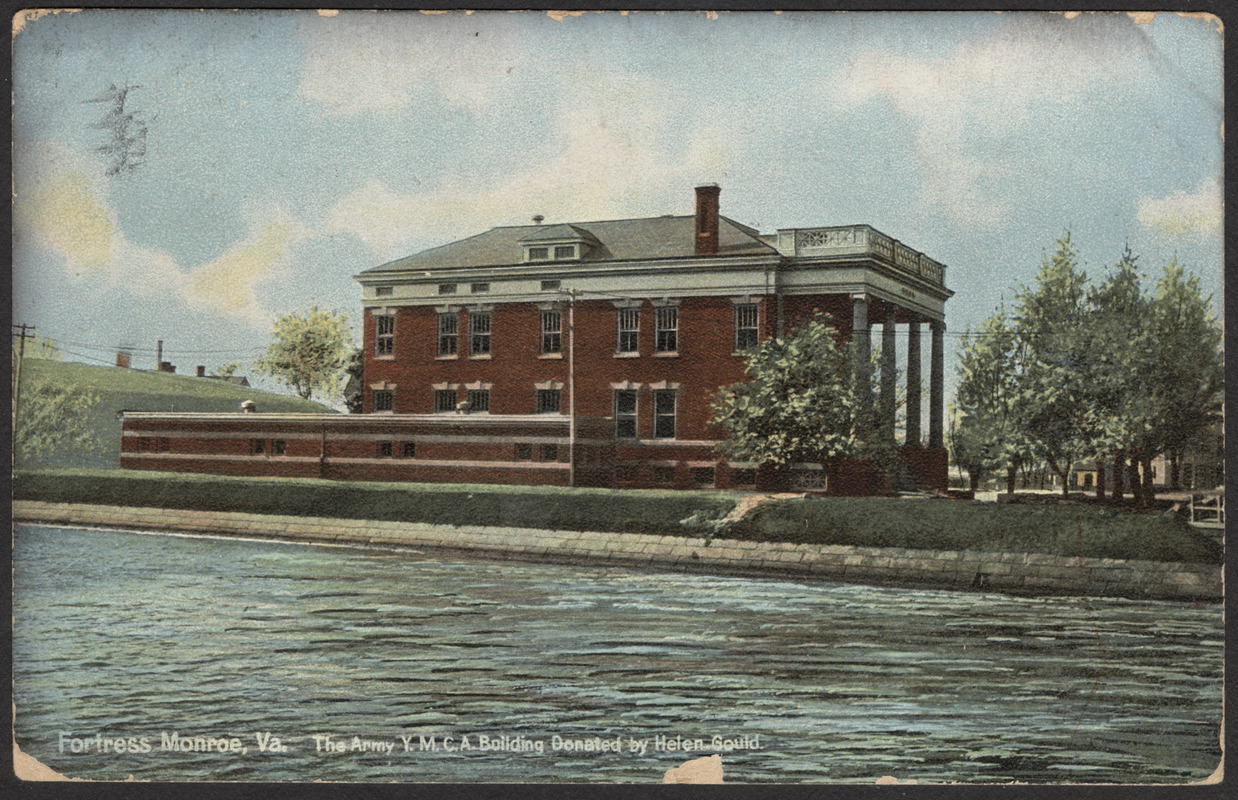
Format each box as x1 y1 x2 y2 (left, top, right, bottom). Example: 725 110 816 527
520 224 598 263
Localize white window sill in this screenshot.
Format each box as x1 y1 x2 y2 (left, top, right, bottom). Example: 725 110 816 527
614 351 640 359
654 352 679 358
470 353 492 360
373 354 396 361
538 353 564 360
436 354 458 361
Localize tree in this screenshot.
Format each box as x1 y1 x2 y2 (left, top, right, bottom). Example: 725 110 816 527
216 362 241 379
1082 247 1154 503
14 375 105 467
1012 233 1096 497
711 313 867 477
254 307 354 401
952 309 1031 493
1144 257 1224 489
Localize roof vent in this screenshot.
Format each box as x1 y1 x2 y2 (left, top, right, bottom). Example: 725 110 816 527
532 214 545 225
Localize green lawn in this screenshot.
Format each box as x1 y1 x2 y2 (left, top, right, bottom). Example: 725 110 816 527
727 496 1222 565
14 468 1221 564
15 358 333 469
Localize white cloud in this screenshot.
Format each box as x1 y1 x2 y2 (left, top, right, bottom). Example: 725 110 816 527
324 67 713 260
835 15 1156 226
13 140 298 327
297 12 527 115
1137 175 1222 236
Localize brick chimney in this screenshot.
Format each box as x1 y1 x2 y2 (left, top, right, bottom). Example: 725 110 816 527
115 351 131 369
694 184 720 255
196 365 206 378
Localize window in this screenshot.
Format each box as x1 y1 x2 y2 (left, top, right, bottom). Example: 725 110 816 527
437 312 458 356
378 441 393 458
540 443 559 461
375 314 395 356
541 279 561 291
515 443 533 461
466 389 490 412
653 390 676 439
252 438 265 455
438 283 457 295
470 311 491 356
434 389 457 413
652 465 676 484
373 390 394 412
402 442 417 459
375 286 393 297
735 303 759 351
471 282 490 293
617 308 640 353
614 390 637 439
554 245 575 260
273 439 287 456
541 310 562 354
655 307 678 353
529 247 550 261
536 389 561 414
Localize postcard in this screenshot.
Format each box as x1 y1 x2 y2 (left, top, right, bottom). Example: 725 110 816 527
10 9 1224 786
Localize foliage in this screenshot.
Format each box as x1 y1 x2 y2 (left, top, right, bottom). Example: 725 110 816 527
14 375 105 468
951 309 1031 490
17 332 63 361
14 358 332 469
952 234 1223 498
711 313 867 472
1144 258 1224 474
216 362 241 379
1011 234 1095 493
254 307 354 401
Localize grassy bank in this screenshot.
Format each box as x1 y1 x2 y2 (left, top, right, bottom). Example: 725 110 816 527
16 359 333 470
726 496 1222 565
13 469 1221 565
12 469 736 538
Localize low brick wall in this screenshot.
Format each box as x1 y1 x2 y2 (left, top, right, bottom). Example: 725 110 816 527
13 501 1221 602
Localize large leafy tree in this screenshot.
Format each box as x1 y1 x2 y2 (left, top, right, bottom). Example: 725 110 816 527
1012 234 1097 497
14 374 105 467
951 309 1031 493
1082 248 1155 502
1144 257 1224 489
712 313 868 476
254 307 354 401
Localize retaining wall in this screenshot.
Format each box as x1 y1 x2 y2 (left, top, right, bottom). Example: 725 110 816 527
12 501 1222 602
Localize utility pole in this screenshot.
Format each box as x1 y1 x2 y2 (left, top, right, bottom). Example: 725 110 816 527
566 289 577 488
12 323 36 427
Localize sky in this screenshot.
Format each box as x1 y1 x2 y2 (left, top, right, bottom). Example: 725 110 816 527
11 10 1224 408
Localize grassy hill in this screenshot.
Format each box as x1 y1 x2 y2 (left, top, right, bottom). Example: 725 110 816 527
14 358 335 469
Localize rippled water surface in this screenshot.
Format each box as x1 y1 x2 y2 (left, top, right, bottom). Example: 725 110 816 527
13 524 1223 783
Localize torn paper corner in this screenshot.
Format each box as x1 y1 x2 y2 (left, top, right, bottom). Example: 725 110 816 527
663 753 724 784
13 742 80 782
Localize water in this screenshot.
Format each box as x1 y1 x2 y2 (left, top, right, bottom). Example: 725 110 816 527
13 524 1223 783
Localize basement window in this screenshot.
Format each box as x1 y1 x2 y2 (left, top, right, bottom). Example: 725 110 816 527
273 439 287 456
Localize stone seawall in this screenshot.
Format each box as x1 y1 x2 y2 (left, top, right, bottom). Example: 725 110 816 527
13 501 1222 602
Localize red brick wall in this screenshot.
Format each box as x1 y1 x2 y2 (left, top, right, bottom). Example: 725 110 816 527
363 293 855 443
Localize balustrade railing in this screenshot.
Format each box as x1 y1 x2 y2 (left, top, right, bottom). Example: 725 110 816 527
782 225 946 286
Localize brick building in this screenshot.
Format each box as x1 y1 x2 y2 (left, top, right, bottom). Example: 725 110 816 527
122 185 953 492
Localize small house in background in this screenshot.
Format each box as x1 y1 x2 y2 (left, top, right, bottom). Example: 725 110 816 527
115 351 131 369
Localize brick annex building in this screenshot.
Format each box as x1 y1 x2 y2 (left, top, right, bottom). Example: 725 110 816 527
122 185 953 493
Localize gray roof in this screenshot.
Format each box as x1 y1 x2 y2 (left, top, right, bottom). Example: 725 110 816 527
362 215 777 274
